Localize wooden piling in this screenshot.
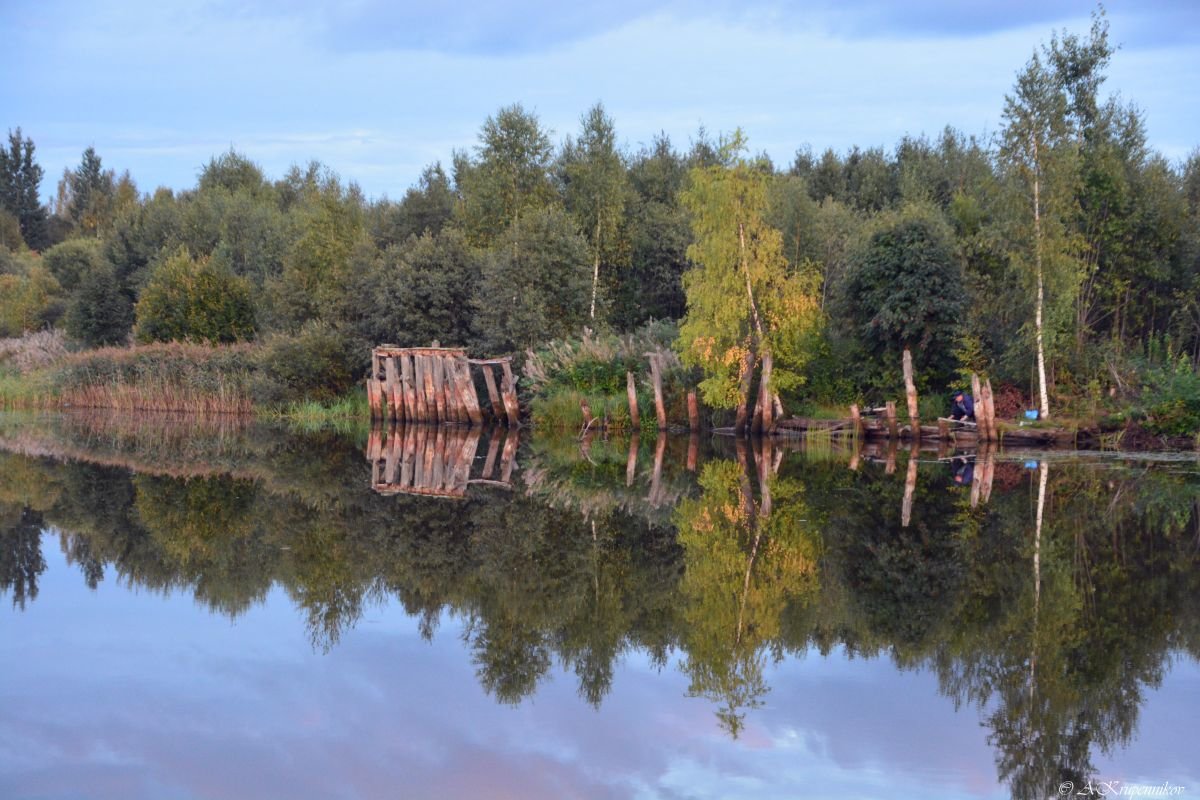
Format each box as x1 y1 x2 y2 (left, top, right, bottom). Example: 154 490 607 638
626 372 640 430
885 401 898 440
849 403 862 439
400 355 416 423
626 434 639 486
500 361 520 427
970 373 985 442
481 365 504 420
687 391 699 432
687 433 699 472
430 356 446 422
903 347 919 441
647 354 667 430
457 360 484 426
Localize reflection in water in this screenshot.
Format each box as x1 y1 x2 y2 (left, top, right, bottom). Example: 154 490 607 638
1 412 1199 798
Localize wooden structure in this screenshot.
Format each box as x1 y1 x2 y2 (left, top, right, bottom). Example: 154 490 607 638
368 425 518 497
367 346 519 427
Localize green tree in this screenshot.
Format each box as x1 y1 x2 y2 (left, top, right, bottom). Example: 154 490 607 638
370 163 455 247
840 207 968 387
64 264 134 346
345 227 481 350
57 146 116 237
454 104 557 246
561 103 628 319
0 129 49 250
42 237 103 293
474 206 591 352
677 131 822 432
999 44 1081 418
134 247 256 343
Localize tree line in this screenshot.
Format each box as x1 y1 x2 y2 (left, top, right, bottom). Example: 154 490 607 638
2 11 1198 418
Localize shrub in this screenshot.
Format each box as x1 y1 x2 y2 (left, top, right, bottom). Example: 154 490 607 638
250 322 360 406
1143 359 1200 437
135 247 256 344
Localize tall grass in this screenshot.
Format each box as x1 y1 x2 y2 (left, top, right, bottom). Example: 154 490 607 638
53 342 258 414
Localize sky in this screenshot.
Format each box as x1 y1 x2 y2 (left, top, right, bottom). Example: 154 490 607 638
3 0 1199 203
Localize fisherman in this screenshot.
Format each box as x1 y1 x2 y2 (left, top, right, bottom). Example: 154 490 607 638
950 390 975 421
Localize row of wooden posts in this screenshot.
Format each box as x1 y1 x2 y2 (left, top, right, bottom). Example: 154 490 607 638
367 346 520 427
843 348 1000 443
579 353 701 433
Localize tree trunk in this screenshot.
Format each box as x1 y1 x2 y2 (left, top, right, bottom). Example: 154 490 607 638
758 350 774 432
589 217 601 320
1032 135 1051 420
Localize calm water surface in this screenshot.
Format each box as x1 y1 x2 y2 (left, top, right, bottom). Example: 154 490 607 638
1 412 1198 800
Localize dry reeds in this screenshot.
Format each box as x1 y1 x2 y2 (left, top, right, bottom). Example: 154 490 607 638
54 341 257 414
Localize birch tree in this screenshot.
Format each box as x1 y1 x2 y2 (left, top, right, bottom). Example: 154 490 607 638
562 103 628 320
999 52 1078 419
678 131 822 433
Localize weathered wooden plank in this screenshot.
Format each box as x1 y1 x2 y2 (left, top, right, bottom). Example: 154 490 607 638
500 361 520 427
481 364 504 420
903 347 919 442
412 355 428 422
627 372 640 430
399 355 416 424
431 355 447 423
384 356 402 421
647 354 667 430
457 359 484 426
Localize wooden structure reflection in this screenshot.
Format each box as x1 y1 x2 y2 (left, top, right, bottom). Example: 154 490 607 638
367 425 519 498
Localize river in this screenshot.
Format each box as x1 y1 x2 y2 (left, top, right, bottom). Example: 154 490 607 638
1 412 1197 800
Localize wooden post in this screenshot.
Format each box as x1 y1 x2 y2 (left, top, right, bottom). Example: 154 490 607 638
481 364 504 420
903 347 919 441
885 401 898 440
647 354 667 430
849 403 862 439
444 358 462 424
686 433 699 472
500 360 520 427
367 353 381 419
457 360 484 426
400 355 417 424
412 356 427 422
970 373 984 442
687 391 699 432
431 355 446 423
626 372 640 430
383 356 400 421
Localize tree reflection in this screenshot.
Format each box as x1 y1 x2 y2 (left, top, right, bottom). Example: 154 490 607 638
0 414 1198 799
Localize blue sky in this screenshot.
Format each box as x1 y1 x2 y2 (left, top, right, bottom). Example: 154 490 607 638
3 0 1198 202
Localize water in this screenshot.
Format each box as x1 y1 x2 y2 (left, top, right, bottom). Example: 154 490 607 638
1 412 1198 800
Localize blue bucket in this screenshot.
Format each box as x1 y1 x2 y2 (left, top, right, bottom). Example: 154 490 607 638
1024 410 1039 420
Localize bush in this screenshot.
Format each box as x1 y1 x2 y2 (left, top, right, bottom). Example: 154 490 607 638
1143 359 1200 436
250 322 361 406
135 247 256 344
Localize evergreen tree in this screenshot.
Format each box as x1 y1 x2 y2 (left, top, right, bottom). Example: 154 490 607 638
0 129 49 250
64 264 134 346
